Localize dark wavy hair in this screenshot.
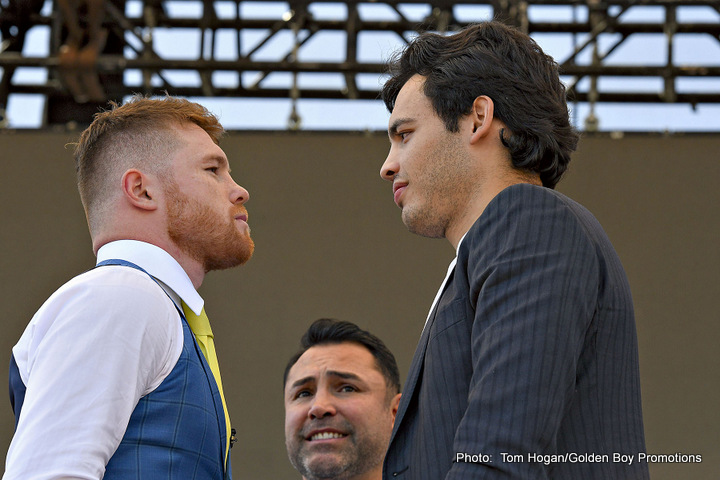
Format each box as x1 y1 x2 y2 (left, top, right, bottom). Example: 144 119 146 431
382 21 579 189
283 318 401 395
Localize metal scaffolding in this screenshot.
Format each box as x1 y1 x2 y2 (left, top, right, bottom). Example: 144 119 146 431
1 0 719 127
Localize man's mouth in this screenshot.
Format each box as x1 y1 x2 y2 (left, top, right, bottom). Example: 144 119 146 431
307 431 348 441
393 182 408 206
312 432 346 440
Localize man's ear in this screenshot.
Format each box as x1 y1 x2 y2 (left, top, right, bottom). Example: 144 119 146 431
390 393 402 427
121 169 158 211
469 95 495 145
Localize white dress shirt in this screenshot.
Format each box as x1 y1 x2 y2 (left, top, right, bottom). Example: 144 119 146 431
4 240 203 480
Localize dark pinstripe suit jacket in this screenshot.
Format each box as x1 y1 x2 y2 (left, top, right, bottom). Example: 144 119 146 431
383 184 649 480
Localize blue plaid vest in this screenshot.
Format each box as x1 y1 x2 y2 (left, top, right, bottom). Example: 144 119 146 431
9 259 231 479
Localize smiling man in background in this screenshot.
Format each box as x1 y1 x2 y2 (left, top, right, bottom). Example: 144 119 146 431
284 319 401 480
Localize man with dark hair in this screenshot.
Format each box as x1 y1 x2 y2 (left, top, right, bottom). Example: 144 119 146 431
284 319 402 480
5 95 253 478
379 21 648 479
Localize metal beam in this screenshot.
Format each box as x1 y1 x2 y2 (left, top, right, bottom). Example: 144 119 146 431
1 0 719 127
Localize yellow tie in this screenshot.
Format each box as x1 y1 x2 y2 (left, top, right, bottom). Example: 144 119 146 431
181 302 232 466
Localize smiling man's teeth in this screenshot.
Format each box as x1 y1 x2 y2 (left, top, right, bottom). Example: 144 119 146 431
311 432 346 441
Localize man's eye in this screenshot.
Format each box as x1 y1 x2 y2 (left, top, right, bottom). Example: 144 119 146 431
206 167 218 174
340 385 357 393
295 390 312 399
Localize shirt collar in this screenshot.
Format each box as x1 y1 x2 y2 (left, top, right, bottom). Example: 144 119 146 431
96 240 204 315
456 231 468 255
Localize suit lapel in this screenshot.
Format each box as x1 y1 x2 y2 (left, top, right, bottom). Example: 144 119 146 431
390 267 455 444
390 316 431 442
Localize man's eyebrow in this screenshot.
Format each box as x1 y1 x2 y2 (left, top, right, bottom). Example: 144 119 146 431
326 371 362 382
388 117 413 137
289 376 315 390
207 154 231 173
288 371 364 390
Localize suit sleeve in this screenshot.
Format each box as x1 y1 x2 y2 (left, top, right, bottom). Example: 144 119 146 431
447 189 599 479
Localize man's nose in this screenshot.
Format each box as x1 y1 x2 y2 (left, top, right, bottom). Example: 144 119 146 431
308 390 337 419
380 152 399 181
230 181 249 205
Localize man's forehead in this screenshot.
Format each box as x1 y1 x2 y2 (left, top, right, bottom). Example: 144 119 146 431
388 75 430 125
396 75 426 103
287 343 380 384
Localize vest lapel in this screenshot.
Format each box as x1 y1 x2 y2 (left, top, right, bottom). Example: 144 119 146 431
184 312 228 465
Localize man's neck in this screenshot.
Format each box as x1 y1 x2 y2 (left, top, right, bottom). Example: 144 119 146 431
445 176 541 250
95 235 206 289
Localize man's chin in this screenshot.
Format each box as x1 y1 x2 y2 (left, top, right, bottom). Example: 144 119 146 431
301 454 348 479
234 235 255 264
403 215 445 239
204 237 255 272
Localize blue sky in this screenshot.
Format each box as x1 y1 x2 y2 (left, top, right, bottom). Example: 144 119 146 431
3 1 720 131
